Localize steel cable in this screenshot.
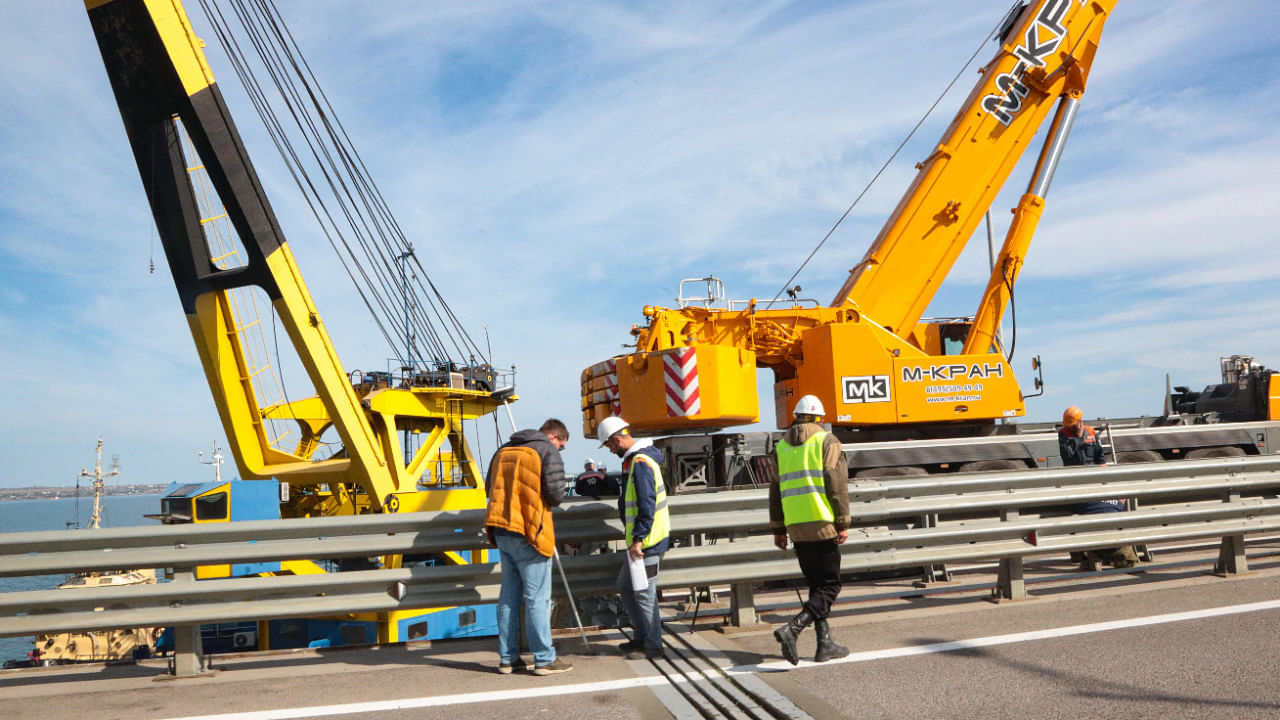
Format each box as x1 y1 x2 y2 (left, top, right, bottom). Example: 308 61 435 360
197 0 488 370
770 5 1016 306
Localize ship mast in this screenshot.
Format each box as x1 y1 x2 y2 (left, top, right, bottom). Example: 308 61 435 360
79 438 119 530
199 442 225 484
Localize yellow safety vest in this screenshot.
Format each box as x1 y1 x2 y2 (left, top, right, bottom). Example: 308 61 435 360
776 431 834 525
624 453 670 549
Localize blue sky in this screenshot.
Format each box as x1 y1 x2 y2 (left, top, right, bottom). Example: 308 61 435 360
2 0 1279 489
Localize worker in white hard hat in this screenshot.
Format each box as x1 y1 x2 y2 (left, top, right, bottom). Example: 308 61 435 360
573 456 612 499
768 394 851 665
598 416 670 660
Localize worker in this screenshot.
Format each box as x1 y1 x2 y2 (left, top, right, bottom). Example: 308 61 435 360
1059 406 1138 570
769 394 852 665
598 416 670 660
1058 406 1105 465
574 457 613 499
484 418 573 676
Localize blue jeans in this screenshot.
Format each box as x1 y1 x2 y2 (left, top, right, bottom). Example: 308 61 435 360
617 552 662 651
495 532 555 666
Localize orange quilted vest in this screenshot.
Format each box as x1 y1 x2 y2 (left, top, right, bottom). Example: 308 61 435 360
485 446 555 557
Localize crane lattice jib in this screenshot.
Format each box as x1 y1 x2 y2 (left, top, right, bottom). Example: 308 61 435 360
86 0 506 511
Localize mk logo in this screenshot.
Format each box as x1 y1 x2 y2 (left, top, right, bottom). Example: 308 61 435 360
842 375 892 404
980 0 1083 126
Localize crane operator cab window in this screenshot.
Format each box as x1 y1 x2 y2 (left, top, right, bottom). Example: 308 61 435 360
157 483 230 524
929 321 1007 357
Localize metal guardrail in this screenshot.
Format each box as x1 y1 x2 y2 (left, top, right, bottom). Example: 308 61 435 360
3 455 1279 675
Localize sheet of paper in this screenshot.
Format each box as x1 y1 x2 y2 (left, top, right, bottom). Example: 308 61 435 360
628 552 649 591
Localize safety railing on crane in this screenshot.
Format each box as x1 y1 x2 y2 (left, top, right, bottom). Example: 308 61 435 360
3 455 1280 677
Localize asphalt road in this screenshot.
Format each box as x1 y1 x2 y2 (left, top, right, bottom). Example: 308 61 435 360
4 543 1280 720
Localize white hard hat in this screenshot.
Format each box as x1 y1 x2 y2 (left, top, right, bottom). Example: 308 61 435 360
597 416 630 446
794 394 825 418
585 458 596 468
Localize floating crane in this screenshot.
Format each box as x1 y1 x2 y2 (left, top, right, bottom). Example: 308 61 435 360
86 0 511 517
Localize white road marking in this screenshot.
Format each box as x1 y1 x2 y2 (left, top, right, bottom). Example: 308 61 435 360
739 597 1280 673
157 597 1280 720
162 676 666 720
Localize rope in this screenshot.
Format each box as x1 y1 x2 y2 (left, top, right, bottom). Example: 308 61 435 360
195 0 489 370
770 5 1016 306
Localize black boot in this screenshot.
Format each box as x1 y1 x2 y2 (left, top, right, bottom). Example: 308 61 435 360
773 608 815 665
813 618 849 662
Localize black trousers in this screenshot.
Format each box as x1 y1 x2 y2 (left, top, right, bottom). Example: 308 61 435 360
793 539 842 619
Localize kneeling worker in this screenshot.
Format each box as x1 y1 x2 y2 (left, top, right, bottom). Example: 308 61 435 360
770 395 851 665
598 416 670 660
1059 406 1138 570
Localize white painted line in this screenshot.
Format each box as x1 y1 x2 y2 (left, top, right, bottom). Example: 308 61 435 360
737 597 1280 673
157 597 1280 720
162 676 666 720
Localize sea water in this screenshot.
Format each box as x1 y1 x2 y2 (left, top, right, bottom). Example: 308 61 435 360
0 494 163 663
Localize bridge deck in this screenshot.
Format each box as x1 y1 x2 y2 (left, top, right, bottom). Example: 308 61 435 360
4 539 1280 720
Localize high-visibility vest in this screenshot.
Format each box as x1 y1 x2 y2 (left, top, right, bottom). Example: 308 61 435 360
776 431 834 525
624 453 670 549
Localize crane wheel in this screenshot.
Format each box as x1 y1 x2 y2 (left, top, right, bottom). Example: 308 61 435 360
1115 450 1163 464
854 466 927 478
1184 446 1246 460
957 459 1026 473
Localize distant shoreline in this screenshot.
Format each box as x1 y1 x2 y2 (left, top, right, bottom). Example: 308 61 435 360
0 485 169 502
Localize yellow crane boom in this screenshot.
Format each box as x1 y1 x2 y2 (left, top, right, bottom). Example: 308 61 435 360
582 0 1117 436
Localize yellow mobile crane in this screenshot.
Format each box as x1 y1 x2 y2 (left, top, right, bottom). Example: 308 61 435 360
583 0 1114 437
86 0 507 517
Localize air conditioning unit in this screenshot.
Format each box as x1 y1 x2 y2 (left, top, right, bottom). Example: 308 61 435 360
232 631 257 649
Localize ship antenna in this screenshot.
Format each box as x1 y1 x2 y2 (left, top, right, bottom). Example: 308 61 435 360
79 438 120 530
198 442 224 483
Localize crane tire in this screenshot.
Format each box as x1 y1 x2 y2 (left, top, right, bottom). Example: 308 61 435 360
854 466 928 478
1115 450 1163 464
1184 446 1246 460
957 459 1026 473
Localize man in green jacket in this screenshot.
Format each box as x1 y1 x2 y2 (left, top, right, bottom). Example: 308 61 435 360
769 395 851 665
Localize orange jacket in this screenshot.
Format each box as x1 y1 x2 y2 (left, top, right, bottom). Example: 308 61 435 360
485 445 556 557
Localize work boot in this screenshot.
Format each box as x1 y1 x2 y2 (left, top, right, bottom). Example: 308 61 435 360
773 608 816 666
813 618 849 663
1109 545 1139 569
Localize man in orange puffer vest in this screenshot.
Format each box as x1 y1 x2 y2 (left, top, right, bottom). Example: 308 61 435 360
485 419 571 676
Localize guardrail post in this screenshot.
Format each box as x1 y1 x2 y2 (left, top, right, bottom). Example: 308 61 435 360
915 513 950 586
729 582 757 627
1213 488 1249 576
992 507 1028 602
1214 535 1248 576
168 567 207 677
993 557 1027 602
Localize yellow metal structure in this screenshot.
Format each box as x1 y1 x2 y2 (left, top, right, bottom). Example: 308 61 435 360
86 0 507 647
583 0 1117 435
85 0 507 514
